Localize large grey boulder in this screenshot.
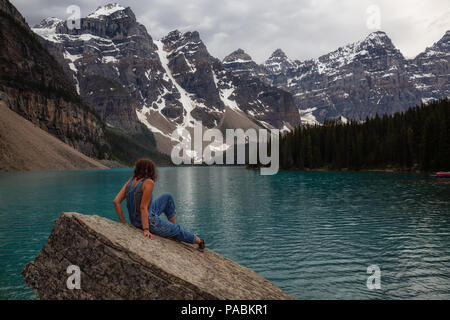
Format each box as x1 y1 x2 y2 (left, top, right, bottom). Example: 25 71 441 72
22 212 293 300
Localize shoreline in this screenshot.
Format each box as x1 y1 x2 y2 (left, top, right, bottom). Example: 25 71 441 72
248 165 437 175
279 168 436 174
0 163 439 175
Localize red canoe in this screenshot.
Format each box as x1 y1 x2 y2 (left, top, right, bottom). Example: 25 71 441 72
436 172 450 177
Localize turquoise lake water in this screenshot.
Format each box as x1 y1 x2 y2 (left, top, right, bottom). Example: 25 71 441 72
0 167 449 299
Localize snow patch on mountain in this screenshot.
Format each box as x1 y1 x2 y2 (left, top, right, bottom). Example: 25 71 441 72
87 3 126 19
223 58 251 64
219 87 240 112
34 17 63 29
102 56 120 64
62 51 82 94
338 115 348 124
32 24 119 47
32 25 58 42
299 108 319 125
154 40 199 129
212 69 241 112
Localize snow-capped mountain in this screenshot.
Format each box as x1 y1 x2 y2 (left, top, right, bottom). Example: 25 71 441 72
156 31 300 133
262 31 449 124
32 4 160 136
86 3 126 19
32 4 301 154
410 30 450 105
31 2 448 139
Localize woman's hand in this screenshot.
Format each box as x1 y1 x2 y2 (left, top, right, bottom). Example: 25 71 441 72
143 229 154 239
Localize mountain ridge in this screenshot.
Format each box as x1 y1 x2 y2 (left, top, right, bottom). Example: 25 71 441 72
0 0 170 169
0 0 108 158
32 4 301 155
261 30 449 123
30 2 449 134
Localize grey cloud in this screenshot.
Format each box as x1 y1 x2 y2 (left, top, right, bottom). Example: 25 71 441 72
11 0 450 63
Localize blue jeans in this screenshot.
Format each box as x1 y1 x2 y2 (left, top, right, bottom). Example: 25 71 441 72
148 193 196 244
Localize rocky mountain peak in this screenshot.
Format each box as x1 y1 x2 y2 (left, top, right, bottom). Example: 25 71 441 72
410 30 450 104
437 30 450 48
222 48 264 79
352 31 396 53
270 48 288 59
356 31 402 58
162 29 182 42
363 31 392 46
161 29 209 64
417 30 450 59
445 30 450 40
310 31 404 76
184 31 201 41
263 48 295 75
223 48 253 64
41 2 144 41
30 0 159 134
162 30 202 49
87 3 127 19
34 17 63 29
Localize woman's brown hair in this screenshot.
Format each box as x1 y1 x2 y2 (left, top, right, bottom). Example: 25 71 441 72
133 159 157 181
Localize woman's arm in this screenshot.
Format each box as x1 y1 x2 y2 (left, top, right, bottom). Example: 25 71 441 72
113 179 131 224
140 179 155 239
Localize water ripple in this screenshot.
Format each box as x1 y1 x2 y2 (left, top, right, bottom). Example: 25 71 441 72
0 168 449 299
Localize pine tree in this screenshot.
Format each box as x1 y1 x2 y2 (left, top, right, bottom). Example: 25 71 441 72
277 99 449 172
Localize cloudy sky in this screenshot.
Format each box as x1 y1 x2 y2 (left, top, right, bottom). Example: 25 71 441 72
11 0 450 63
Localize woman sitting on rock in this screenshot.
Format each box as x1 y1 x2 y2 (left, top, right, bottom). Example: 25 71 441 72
113 158 205 250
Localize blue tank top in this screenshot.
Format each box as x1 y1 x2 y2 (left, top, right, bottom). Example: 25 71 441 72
125 178 148 228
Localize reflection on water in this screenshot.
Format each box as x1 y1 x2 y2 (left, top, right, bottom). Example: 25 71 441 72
0 167 449 299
